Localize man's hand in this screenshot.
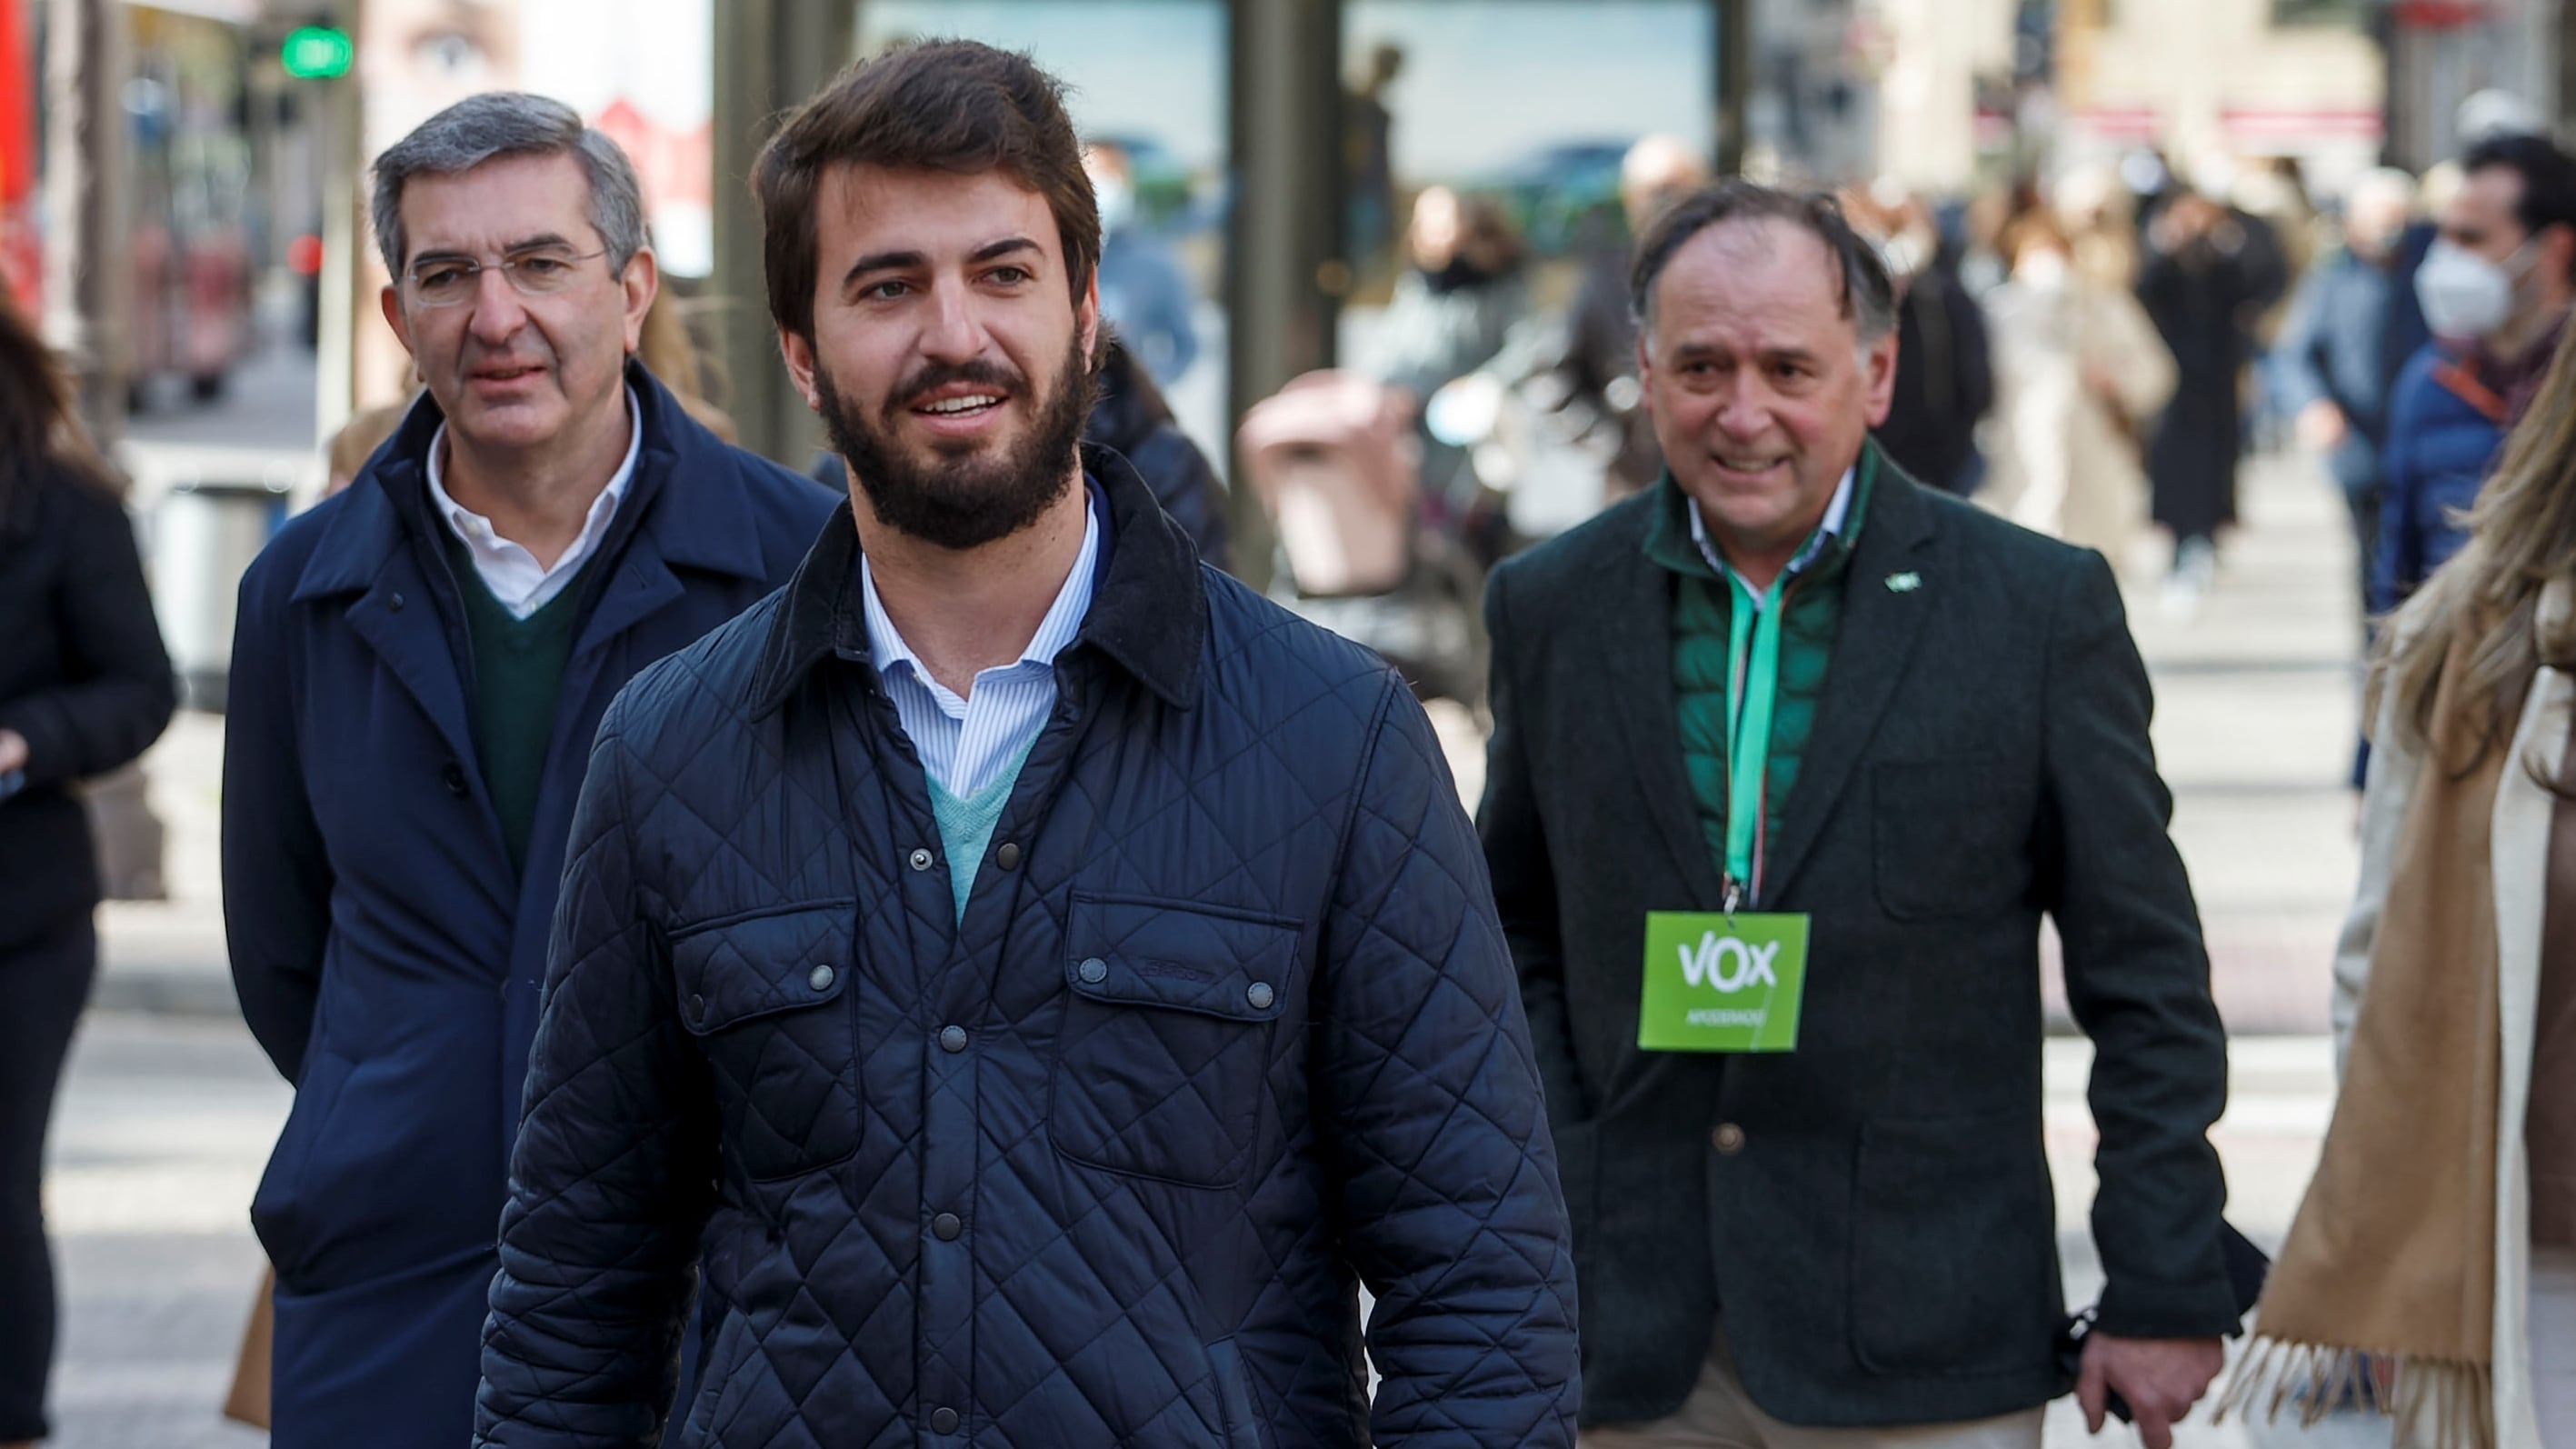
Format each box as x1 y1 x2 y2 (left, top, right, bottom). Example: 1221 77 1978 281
2079 1334 2225 1449
2296 398 2349 453
0 727 26 774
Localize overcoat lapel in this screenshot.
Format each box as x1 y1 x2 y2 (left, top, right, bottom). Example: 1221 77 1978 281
1761 473 1940 904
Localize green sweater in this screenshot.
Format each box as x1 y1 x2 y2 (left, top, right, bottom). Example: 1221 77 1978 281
925 736 1040 923
1642 447 1878 897
443 531 590 878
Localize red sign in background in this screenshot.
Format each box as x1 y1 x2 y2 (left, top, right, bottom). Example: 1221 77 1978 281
0 0 41 315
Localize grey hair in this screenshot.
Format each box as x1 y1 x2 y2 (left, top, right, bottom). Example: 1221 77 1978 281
371 92 647 279
1629 179 1897 346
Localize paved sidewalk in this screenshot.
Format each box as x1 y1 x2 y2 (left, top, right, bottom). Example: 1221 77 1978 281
2047 452 2364 1037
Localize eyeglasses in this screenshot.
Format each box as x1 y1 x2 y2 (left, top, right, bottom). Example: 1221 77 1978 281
404 247 609 308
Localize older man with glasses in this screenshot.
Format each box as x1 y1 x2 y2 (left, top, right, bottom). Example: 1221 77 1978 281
221 91 835 1449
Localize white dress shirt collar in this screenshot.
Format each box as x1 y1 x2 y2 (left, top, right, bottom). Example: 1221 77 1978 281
425 385 643 619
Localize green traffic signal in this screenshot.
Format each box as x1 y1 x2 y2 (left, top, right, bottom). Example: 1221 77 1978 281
281 25 354 80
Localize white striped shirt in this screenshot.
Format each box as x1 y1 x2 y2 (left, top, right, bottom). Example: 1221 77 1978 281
860 498 1102 798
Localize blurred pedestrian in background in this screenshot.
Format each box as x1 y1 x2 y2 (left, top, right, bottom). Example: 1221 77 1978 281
0 294 175 1449
2138 189 2273 615
2272 167 2419 633
1363 184 1531 406
1084 334 1230 569
1481 180 2236 1449
1979 212 2174 573
2241 321 2576 1449
1084 138 1200 385
1562 135 1709 500
221 93 833 1449
1851 181 1993 496
1343 42 1404 282
2377 134 2576 622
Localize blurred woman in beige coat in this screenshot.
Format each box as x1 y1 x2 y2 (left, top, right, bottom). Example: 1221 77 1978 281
1978 214 2175 577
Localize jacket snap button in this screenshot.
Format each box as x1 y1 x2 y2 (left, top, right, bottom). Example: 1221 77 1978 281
908 847 935 872
1712 1123 1746 1155
1246 981 1274 1010
939 1024 967 1053
686 994 706 1025
994 841 1021 871
441 762 468 797
931 1407 961 1434
388 591 405 612
1077 957 1108 984
808 964 835 993
933 1212 962 1241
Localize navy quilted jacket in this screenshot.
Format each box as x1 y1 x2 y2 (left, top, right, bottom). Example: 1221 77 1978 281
474 449 1579 1448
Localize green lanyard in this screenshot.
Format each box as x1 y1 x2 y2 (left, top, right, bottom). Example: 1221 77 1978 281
1721 570 1788 914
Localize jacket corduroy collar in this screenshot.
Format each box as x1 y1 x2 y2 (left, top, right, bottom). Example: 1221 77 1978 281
749 441 1209 719
290 360 770 603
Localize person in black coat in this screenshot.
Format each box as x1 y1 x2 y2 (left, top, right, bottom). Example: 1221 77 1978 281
0 295 176 1449
1872 234 1994 496
1083 335 1230 571
2138 192 2278 599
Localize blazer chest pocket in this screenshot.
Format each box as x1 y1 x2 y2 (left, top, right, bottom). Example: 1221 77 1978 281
1049 894 1301 1189
1872 758 2032 921
671 904 862 1182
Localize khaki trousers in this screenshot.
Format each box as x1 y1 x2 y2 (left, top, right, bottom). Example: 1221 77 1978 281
1579 1328 2047 1449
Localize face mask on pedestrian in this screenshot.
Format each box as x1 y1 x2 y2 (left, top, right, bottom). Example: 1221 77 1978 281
1092 175 1135 236
2415 236 2533 342
2014 248 2071 292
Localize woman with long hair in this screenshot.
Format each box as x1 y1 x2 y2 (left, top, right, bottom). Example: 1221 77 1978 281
0 294 175 1447
2232 322 2576 1447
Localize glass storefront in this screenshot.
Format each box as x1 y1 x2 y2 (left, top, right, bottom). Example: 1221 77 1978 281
1335 1 1716 393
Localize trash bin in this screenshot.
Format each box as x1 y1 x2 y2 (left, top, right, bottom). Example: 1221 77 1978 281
152 478 289 713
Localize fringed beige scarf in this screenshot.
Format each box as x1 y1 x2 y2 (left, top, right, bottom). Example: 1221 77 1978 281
2220 611 2511 1449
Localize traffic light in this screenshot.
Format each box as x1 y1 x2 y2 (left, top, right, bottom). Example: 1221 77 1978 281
280 25 353 80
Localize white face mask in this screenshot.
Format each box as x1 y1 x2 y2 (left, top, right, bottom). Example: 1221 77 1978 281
1093 175 1136 236
2415 237 2529 341
2014 249 2070 292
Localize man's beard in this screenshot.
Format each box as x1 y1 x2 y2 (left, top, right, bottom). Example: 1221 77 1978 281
817 331 1096 552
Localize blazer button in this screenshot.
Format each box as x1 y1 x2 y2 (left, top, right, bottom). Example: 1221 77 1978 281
1245 981 1274 1010
808 964 835 993
939 1024 967 1054
994 841 1021 871
388 591 405 612
1077 957 1108 984
908 847 936 873
931 1407 961 1434
686 994 707 1026
932 1212 962 1241
1712 1123 1746 1155
441 761 469 797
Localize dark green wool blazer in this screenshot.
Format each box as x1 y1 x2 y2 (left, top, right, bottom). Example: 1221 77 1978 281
1477 454 2236 1429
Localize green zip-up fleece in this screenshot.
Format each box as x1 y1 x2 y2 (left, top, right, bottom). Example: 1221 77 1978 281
1642 445 1881 899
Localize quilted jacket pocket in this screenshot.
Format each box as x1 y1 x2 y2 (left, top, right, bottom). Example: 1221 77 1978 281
671 904 861 1183
1049 894 1299 1189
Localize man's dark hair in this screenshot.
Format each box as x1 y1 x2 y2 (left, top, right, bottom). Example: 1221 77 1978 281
1628 179 1896 343
754 40 1102 344
2462 132 2576 279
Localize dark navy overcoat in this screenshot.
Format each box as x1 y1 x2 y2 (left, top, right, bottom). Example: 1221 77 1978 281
222 365 836 1449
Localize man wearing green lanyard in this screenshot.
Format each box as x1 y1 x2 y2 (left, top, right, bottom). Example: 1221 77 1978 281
1480 179 2235 1449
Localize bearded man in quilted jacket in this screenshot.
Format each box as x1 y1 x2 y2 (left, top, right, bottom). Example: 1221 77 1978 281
474 39 1579 1449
